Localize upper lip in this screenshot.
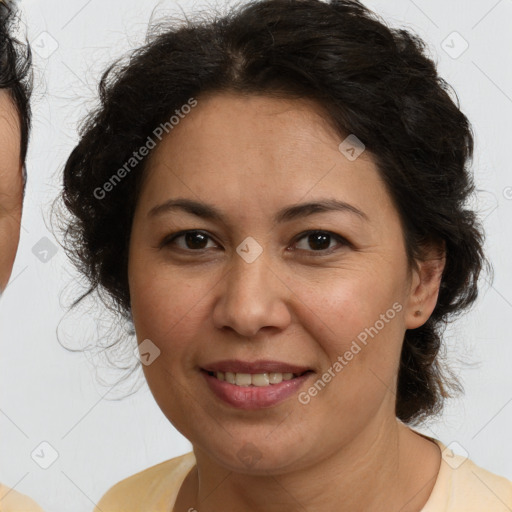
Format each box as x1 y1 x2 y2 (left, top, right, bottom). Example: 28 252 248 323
201 359 312 374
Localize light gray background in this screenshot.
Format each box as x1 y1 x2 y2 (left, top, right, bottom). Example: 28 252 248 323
0 0 511 510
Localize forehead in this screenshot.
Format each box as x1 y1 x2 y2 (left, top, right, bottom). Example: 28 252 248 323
136 92 397 231
143 93 377 188
160 92 343 158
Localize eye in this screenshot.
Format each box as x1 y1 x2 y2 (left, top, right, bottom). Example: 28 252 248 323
292 230 348 255
160 230 218 251
159 229 349 255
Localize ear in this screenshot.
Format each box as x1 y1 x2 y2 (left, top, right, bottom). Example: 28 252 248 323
404 240 446 330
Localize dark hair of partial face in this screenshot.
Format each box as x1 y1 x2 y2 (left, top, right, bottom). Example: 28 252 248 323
60 0 489 425
0 2 32 169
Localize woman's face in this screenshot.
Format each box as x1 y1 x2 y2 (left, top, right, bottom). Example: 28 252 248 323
128 92 433 473
0 90 23 293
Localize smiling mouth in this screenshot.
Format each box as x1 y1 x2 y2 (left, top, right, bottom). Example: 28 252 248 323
204 370 312 387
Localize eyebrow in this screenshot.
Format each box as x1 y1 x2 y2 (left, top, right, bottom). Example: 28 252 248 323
148 197 369 225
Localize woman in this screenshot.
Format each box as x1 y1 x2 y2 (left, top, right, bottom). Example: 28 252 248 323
0 1 44 510
59 0 512 510
0 0 30 294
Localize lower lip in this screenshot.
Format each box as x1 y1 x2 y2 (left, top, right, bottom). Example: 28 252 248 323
201 370 313 410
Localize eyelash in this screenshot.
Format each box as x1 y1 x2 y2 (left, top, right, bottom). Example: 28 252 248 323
159 229 351 256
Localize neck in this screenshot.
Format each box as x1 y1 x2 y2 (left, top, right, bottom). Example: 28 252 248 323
175 419 440 512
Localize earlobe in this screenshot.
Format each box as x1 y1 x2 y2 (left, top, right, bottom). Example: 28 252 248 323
404 243 446 330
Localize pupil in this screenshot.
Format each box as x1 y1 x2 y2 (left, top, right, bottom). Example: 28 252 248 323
309 233 330 250
186 232 207 249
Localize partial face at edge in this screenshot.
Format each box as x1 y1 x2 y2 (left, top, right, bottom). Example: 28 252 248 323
127 92 439 473
0 90 23 294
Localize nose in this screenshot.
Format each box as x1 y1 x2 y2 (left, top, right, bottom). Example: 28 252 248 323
212 250 292 338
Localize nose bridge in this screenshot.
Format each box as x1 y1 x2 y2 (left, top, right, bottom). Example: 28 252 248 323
230 249 271 300
213 246 290 337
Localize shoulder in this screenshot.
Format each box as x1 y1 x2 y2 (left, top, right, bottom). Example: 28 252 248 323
0 483 45 511
423 439 512 511
449 455 512 510
94 451 196 512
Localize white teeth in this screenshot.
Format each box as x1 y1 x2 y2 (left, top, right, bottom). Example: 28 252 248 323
235 373 252 386
252 373 270 386
212 371 302 386
269 372 282 384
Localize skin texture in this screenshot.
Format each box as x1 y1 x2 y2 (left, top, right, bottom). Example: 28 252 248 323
128 92 446 512
0 90 43 511
0 89 23 294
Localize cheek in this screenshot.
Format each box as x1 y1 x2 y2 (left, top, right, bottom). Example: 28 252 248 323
297 272 405 399
302 269 403 345
0 216 21 290
129 268 202 344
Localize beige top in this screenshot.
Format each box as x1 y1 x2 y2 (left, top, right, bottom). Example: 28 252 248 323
0 484 45 512
95 438 512 511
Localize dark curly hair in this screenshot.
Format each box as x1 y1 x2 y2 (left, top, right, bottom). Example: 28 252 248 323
0 0 32 169
59 0 489 424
